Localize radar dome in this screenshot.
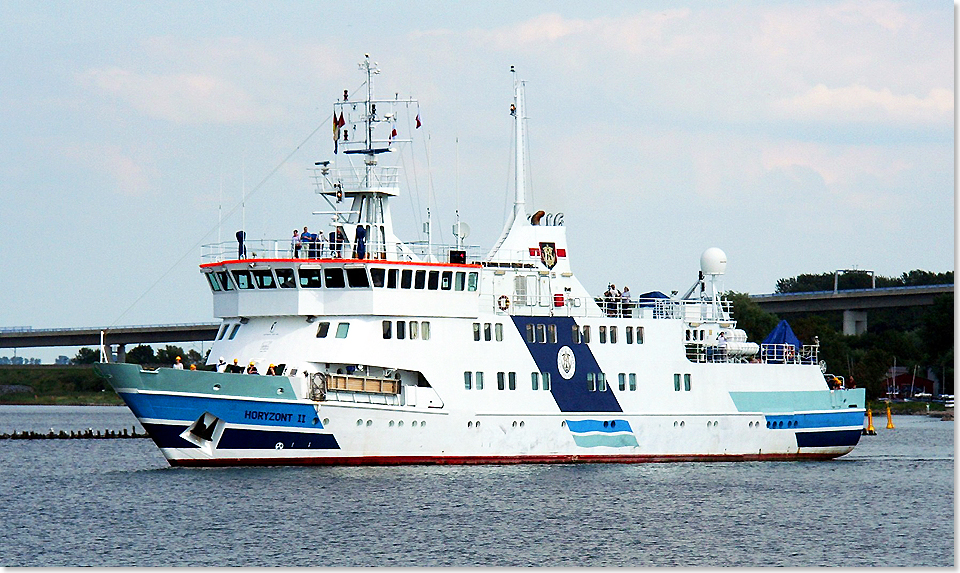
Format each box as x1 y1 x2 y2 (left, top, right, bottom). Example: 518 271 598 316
700 247 727 276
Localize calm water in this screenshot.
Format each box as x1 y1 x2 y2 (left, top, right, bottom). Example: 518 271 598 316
0 406 953 567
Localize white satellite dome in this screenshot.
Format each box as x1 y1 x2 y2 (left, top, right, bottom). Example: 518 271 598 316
700 247 727 276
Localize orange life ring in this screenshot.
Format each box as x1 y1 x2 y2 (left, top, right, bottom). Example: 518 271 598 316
497 295 510 311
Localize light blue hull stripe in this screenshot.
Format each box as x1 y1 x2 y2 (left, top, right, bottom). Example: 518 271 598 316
566 419 638 448
730 389 865 413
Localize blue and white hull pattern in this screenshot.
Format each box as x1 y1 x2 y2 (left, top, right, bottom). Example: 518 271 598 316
95 58 866 467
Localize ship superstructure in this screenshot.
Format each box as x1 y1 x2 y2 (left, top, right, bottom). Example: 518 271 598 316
96 57 865 466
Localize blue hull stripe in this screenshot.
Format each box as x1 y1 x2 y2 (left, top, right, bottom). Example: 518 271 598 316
511 316 623 413
143 423 341 451
121 392 322 430
796 429 862 448
765 410 863 429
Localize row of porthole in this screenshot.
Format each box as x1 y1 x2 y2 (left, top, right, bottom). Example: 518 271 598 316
211 383 284 396
355 419 428 427
767 420 798 428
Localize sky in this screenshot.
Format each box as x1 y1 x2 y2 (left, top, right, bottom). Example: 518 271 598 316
0 1 953 361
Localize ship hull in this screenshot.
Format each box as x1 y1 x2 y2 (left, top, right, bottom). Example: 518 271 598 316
96 362 864 467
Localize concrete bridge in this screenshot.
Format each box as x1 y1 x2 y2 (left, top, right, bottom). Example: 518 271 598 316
749 284 953 335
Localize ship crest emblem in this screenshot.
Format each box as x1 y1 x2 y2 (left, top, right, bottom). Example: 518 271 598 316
539 242 557 270
557 345 576 379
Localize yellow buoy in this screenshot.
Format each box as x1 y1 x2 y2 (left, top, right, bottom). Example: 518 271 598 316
864 408 876 435
886 403 895 429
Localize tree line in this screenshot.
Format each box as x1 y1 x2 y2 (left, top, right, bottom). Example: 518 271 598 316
776 269 953 294
72 345 208 368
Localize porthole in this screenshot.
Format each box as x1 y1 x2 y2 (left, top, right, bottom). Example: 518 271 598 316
476 421 481 428
674 421 678 427
467 421 473 428
213 384 221 391
312 417 319 425
680 421 685 427
420 421 425 427
389 420 395 427
356 419 363 426
366 420 372 426
610 420 616 428
603 420 609 428
778 421 783 428
512 421 517 428
323 418 330 425
561 421 566 427
398 421 404 427
519 421 525 427
276 388 284 395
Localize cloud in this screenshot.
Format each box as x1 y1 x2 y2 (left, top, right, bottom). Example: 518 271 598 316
79 66 285 125
62 143 158 197
774 84 953 125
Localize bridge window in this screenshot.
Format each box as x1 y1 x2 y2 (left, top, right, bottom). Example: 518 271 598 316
455 272 466 291
346 267 369 288
401 269 413 289
335 323 350 338
428 270 440 290
228 324 241 340
232 270 255 289
316 322 330 338
275 268 296 288
299 268 323 288
467 272 478 291
252 269 276 289
387 268 398 288
324 268 346 288
216 271 234 291
370 268 385 287
610 326 617 344
415 270 427 289
215 324 227 340
205 273 221 292
382 320 392 339
626 326 633 344
441 271 452 290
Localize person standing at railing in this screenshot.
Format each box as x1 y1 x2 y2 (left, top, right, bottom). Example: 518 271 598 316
716 332 727 363
620 286 631 317
292 229 301 258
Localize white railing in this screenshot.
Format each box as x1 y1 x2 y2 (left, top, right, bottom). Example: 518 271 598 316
201 239 483 265
759 343 820 365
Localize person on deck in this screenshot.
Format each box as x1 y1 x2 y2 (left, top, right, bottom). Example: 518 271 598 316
620 286 632 317
246 362 259 375
216 357 227 373
716 332 727 363
173 356 184 370
292 229 301 258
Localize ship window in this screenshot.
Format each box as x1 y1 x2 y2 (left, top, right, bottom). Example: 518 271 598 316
599 326 607 343
542 372 551 391
455 272 466 291
536 324 547 343
476 371 484 390
206 273 221 292
414 270 426 289
396 320 405 340
547 324 557 344
598 373 607 392
216 271 234 291
467 272 478 291
495 323 503 341
228 324 241 340
497 372 505 390
610 326 618 344
252 269 276 289
629 373 637 391
619 373 626 391
316 322 330 338
684 373 691 391
582 325 591 343
526 324 535 343
674 373 681 392
387 268 398 288
324 268 346 288
464 371 472 390
346 267 369 288
473 323 481 341
401 269 413 289
531 372 539 390
571 325 580 344
409 321 418 339
275 268 296 288
232 270 255 289
215 324 227 340
508 372 516 390
421 322 430 340
587 372 596 392
335 323 350 338
370 268 385 287
382 320 392 339
299 268 323 288
637 327 644 344
428 270 440 290
441 271 452 290
484 323 492 341
626 326 634 344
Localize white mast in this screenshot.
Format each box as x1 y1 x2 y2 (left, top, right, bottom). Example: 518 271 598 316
486 66 528 260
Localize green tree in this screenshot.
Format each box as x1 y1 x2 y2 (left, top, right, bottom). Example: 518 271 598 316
724 291 779 343
187 349 204 366
156 345 186 367
71 347 100 364
125 344 155 365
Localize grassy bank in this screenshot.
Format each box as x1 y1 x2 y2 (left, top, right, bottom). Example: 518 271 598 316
0 365 123 405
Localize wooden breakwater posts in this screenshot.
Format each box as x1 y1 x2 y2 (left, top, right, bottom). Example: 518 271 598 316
1 426 149 440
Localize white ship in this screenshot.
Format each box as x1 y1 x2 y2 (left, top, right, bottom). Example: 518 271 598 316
96 56 866 466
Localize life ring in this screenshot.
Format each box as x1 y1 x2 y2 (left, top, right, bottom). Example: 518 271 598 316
497 295 510 311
